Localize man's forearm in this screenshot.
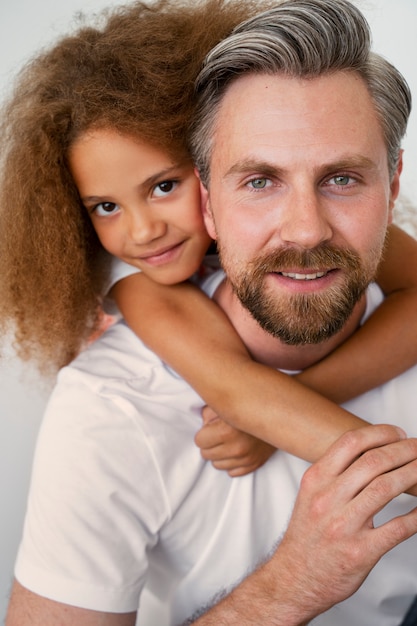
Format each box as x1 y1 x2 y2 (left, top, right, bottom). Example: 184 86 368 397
187 426 417 626
185 556 311 626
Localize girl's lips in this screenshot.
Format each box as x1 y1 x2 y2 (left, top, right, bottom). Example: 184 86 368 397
135 242 184 267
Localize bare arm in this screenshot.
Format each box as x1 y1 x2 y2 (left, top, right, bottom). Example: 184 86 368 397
111 225 417 465
297 224 417 402
111 274 366 463
6 582 136 626
187 425 417 625
8 427 417 626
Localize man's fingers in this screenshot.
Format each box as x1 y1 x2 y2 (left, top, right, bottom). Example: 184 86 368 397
348 436 417 490
350 451 417 521
367 506 417 559
313 424 408 480
299 426 417 534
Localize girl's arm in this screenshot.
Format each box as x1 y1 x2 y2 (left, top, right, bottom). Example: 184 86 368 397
111 223 417 467
296 224 417 402
111 273 366 463
197 405 276 477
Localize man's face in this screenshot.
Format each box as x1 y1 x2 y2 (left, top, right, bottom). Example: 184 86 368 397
201 71 401 344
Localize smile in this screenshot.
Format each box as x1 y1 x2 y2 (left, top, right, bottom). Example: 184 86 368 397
133 241 185 267
139 242 183 261
280 271 327 281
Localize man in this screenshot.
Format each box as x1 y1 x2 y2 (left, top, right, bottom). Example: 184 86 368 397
189 0 417 623
6 1 417 625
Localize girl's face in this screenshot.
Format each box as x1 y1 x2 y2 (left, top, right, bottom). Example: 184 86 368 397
69 129 211 285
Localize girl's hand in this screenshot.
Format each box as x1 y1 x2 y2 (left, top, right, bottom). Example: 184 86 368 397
195 406 276 477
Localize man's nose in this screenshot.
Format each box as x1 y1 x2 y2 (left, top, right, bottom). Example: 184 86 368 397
279 188 333 249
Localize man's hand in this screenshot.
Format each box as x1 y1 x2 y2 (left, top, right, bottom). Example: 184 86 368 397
191 424 417 625
264 424 417 621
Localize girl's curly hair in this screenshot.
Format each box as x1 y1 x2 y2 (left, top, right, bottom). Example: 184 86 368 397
0 0 273 374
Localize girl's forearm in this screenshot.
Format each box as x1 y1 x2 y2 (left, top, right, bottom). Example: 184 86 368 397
297 287 417 403
111 274 366 463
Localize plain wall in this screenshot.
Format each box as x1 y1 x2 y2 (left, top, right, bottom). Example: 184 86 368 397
0 0 416 621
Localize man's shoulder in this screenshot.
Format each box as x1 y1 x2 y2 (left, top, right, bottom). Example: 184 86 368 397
361 282 384 323
44 319 202 459
197 267 225 297
57 320 186 400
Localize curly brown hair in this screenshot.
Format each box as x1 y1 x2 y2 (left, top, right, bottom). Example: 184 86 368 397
0 0 273 374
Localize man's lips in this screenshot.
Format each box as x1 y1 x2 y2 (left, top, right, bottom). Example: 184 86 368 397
280 270 328 281
268 268 339 292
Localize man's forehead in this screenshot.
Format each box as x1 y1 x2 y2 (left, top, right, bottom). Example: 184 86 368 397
217 70 374 120
211 71 386 170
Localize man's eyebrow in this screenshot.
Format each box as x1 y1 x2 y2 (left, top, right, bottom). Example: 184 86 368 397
224 155 378 180
320 156 377 171
224 159 282 179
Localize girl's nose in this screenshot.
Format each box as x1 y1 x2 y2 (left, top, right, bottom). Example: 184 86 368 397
127 208 167 244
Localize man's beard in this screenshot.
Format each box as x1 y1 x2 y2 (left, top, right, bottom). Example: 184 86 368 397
219 243 381 345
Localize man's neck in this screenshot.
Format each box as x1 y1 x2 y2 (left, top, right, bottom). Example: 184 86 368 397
213 278 367 371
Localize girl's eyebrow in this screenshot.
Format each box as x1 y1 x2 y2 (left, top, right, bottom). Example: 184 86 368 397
80 164 185 204
80 193 112 205
140 164 185 189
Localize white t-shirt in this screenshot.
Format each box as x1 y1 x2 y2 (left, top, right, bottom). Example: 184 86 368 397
15 277 417 625
107 254 220 294
108 257 141 292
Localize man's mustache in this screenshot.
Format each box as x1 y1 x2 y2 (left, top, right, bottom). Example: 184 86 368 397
248 244 361 275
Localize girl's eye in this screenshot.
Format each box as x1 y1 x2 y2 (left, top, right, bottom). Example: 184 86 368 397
152 180 178 197
248 178 271 190
92 202 120 217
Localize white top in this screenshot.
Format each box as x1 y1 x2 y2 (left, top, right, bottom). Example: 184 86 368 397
15 275 417 625
107 254 221 293
107 257 141 292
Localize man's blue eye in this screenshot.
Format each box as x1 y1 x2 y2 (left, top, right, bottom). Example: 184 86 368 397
250 178 268 189
333 175 350 186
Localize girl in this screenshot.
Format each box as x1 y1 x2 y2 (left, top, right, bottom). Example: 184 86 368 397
1 0 417 477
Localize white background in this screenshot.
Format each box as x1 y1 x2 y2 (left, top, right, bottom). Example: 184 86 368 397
0 0 416 620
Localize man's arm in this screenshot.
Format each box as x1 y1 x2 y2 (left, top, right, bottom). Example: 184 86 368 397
188 424 417 626
6 582 137 626
7 425 417 626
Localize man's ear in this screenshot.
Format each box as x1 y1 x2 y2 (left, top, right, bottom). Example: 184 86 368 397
388 150 403 225
195 167 217 240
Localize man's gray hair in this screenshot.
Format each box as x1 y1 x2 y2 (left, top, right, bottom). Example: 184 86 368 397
190 0 412 187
